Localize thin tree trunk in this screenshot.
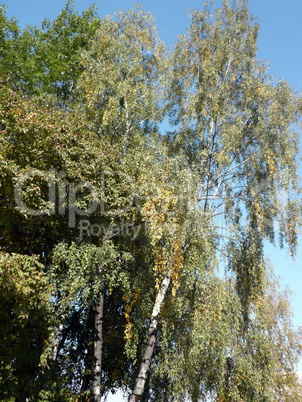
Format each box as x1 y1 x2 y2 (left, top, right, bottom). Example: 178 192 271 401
50 314 65 361
122 99 130 158
80 350 92 395
15 391 26 402
92 281 105 402
129 271 171 402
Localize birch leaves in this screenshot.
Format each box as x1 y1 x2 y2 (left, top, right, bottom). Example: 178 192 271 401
0 1 301 400
79 6 166 154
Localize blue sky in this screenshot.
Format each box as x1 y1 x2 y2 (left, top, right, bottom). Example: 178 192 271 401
4 0 302 375
4 0 302 91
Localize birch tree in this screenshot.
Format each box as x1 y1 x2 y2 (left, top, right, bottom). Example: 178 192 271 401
0 1 301 400
78 5 166 154
127 0 302 399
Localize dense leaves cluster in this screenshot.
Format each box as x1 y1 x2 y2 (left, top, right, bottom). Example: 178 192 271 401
0 252 51 400
0 1 301 401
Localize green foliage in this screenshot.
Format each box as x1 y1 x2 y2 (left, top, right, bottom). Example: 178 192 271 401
0 0 301 400
46 239 137 396
0 252 52 401
50 240 130 310
78 4 167 150
0 80 121 256
167 0 300 251
0 1 101 103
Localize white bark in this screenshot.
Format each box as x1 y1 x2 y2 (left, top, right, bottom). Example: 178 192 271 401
50 315 65 361
129 271 172 401
92 283 105 402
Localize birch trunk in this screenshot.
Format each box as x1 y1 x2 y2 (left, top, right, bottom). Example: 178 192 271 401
50 314 65 361
129 271 171 402
92 282 105 402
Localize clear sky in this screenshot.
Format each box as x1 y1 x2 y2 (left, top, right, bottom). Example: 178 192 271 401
4 0 302 387
4 0 302 91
